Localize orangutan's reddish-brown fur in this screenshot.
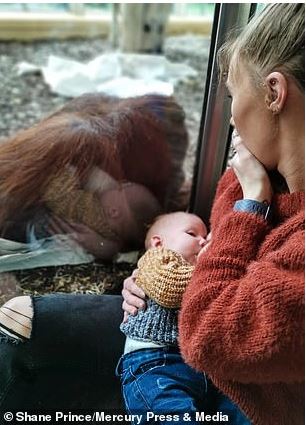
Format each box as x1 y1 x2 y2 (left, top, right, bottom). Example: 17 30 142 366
0 94 188 236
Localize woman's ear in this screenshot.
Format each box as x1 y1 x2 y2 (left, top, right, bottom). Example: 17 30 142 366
264 72 288 114
150 235 163 248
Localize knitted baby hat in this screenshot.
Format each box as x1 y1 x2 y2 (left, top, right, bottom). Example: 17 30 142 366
136 247 194 309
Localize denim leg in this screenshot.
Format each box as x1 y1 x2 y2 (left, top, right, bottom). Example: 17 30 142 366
0 294 125 410
117 348 208 425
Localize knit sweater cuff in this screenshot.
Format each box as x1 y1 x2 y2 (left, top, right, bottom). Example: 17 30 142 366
199 211 269 280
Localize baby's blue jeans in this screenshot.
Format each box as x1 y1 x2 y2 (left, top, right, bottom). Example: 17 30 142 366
116 347 251 424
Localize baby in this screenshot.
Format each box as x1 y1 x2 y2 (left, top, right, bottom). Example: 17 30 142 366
44 169 161 258
116 211 210 423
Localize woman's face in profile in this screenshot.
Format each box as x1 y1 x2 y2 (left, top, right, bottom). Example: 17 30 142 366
227 62 278 170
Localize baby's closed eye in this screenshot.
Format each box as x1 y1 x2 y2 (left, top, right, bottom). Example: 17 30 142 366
186 230 196 237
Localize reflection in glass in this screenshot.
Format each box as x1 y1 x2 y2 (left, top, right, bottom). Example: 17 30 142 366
0 3 213 298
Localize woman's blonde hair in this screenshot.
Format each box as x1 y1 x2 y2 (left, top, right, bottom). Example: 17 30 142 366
218 4 305 91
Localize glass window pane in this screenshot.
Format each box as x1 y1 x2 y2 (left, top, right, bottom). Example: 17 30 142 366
0 3 215 299
219 4 263 179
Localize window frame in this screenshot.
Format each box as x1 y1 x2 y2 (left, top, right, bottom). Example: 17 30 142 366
190 3 257 223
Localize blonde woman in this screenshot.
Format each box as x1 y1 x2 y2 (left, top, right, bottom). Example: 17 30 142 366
123 4 304 424
0 4 303 423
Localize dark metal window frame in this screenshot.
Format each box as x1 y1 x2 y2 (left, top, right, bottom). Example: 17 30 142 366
190 3 257 224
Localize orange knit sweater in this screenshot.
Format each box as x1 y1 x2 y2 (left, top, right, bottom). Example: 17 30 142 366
179 169 305 425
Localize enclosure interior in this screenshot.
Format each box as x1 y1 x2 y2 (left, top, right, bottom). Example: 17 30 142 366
0 3 258 301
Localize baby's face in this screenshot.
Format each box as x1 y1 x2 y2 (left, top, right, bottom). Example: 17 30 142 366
158 213 207 265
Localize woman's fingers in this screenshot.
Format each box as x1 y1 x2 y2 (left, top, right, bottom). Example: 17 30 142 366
230 135 265 172
132 269 139 278
123 311 129 323
122 300 139 317
229 136 273 202
121 272 146 315
121 288 146 309
123 273 145 298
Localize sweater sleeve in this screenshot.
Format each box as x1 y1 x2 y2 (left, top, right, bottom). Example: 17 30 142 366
179 172 305 385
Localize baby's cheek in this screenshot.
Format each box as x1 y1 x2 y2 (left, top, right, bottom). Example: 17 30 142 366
188 253 197 266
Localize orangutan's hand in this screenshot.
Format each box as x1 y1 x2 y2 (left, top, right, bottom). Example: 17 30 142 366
48 216 119 259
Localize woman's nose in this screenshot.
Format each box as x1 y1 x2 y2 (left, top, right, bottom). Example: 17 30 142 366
230 117 235 127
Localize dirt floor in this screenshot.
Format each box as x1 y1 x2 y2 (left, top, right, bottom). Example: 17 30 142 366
0 34 210 301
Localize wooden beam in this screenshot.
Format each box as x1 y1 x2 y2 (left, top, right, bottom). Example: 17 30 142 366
0 13 212 41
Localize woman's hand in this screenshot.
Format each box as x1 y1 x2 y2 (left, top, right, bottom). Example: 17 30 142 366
229 133 273 203
122 269 146 322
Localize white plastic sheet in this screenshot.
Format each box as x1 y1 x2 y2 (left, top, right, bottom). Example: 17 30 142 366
0 236 94 272
17 52 198 98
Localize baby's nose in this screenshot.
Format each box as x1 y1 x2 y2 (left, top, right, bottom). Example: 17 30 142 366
199 236 206 247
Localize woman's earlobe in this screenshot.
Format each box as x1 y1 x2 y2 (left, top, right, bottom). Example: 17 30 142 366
265 72 288 113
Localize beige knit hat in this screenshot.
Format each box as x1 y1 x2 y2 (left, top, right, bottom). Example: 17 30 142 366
136 247 194 309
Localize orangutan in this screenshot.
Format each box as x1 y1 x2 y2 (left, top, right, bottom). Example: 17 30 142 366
0 93 189 259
